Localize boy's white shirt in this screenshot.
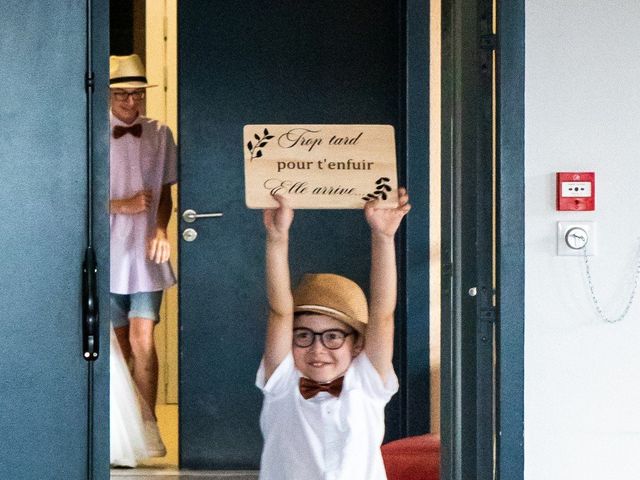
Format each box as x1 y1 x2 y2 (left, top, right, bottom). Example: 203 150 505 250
256 351 398 480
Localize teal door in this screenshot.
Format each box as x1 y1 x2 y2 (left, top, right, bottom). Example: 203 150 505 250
179 0 430 469
0 2 109 479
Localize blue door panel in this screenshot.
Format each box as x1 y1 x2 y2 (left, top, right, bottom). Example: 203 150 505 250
0 2 110 478
179 0 405 469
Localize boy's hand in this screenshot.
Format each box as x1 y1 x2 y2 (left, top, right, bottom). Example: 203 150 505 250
263 194 294 239
365 187 411 237
364 187 411 237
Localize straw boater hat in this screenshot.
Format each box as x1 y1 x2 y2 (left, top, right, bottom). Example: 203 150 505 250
293 273 369 334
109 54 157 89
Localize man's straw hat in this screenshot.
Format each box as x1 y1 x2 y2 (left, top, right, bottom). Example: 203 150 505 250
109 54 157 89
293 273 368 334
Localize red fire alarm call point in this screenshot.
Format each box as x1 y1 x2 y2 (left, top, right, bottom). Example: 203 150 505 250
556 172 595 211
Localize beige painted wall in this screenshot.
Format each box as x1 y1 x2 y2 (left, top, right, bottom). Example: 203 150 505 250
429 0 442 434
146 0 178 406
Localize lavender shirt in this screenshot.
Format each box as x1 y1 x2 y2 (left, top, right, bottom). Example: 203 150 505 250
110 113 177 294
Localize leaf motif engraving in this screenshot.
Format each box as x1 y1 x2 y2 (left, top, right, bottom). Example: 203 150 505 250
248 128 275 161
364 177 393 203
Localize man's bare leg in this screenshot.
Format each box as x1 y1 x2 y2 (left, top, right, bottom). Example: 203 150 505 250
114 325 132 363
115 316 165 456
128 317 158 419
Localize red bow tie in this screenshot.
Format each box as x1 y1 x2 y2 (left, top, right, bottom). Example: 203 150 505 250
113 123 142 139
299 376 344 400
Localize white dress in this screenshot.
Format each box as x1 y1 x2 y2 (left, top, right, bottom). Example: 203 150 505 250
110 326 149 467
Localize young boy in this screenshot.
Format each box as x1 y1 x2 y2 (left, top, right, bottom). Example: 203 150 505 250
256 188 411 480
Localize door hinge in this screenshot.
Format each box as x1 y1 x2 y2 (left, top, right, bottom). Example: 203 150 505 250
480 33 497 51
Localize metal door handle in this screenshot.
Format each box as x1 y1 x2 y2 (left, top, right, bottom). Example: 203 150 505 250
182 209 224 223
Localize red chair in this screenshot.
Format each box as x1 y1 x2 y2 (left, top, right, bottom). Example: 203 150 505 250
382 434 440 480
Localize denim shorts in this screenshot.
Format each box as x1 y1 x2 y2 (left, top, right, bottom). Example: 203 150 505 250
110 291 164 328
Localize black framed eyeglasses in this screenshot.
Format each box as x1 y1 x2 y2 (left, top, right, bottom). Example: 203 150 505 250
293 327 354 350
112 90 145 101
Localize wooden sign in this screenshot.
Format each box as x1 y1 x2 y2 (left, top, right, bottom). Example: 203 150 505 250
243 124 398 209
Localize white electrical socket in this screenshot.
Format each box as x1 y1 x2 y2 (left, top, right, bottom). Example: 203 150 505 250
557 221 596 256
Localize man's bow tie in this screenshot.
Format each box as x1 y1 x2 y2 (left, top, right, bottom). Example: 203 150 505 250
299 376 344 400
113 123 142 139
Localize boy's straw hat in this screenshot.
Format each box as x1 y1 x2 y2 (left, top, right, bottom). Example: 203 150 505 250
109 54 157 89
293 273 368 334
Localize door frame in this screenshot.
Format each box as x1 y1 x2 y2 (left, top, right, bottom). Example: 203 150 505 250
440 0 495 477
440 0 525 479
92 1 111 478
101 0 526 475
399 0 432 439
495 0 525 478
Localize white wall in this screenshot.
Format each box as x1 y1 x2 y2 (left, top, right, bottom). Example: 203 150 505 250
526 1 640 479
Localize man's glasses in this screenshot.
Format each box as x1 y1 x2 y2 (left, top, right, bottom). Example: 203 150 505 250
293 328 354 350
112 90 145 101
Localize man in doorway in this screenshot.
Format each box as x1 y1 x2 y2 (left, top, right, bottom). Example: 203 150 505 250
109 53 177 457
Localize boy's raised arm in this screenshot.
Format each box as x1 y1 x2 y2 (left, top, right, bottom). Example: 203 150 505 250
364 187 411 381
262 195 295 381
